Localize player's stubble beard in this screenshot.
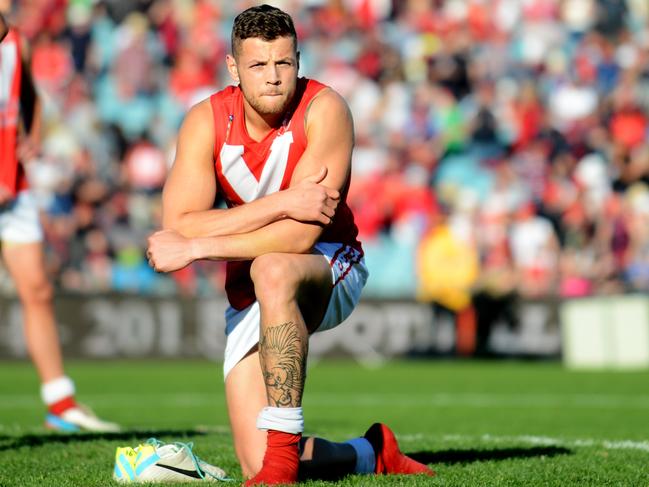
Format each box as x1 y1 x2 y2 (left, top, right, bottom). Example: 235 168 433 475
241 72 297 121
244 90 293 119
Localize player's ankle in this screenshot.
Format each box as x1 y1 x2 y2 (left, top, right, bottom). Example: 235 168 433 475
47 396 78 415
41 376 77 414
256 406 304 434
246 407 304 485
246 430 301 485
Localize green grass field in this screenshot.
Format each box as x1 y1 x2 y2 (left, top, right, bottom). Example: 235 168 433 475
1 359 648 486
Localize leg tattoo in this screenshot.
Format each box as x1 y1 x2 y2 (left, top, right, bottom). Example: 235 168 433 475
259 322 307 407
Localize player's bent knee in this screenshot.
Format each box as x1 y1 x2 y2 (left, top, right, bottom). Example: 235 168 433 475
250 254 301 302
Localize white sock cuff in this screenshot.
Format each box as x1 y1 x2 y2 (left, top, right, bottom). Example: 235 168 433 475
256 406 304 434
41 376 75 405
345 437 376 474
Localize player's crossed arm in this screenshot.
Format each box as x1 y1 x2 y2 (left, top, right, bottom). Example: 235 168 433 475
148 89 353 272
162 100 339 239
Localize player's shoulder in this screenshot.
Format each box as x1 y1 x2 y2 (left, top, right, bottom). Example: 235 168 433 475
181 84 242 141
305 79 347 108
188 85 237 116
183 98 213 126
179 97 215 144
306 83 352 125
208 84 241 108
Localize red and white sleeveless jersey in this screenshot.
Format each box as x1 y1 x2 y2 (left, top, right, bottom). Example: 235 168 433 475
209 77 362 310
0 28 28 194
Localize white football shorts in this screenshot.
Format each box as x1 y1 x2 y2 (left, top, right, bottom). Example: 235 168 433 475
223 242 368 378
0 190 43 244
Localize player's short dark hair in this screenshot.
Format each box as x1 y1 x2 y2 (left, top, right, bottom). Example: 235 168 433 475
231 4 297 57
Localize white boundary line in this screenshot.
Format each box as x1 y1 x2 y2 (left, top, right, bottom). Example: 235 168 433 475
398 433 649 453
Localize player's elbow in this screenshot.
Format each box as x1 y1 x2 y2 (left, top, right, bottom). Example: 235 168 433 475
162 212 189 234
161 212 179 231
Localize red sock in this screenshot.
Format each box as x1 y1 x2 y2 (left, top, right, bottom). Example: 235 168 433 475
48 396 77 416
245 430 301 486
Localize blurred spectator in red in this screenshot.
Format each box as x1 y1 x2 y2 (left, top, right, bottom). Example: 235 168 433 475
31 32 74 96
168 47 215 107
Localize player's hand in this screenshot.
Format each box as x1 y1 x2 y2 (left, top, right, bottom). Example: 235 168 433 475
17 135 41 164
283 166 340 225
147 229 195 272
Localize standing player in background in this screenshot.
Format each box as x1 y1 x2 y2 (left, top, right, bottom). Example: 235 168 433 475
148 5 434 485
0 7 118 432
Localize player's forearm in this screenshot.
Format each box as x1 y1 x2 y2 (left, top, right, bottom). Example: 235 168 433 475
166 191 289 238
192 219 322 261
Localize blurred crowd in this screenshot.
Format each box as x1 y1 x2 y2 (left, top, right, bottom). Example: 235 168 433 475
3 0 649 305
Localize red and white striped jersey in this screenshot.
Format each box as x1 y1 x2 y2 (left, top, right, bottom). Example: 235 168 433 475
0 28 28 195
209 77 361 310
